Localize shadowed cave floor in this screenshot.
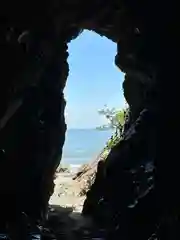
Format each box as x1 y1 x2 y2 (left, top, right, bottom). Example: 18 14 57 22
0 205 106 240
44 205 106 240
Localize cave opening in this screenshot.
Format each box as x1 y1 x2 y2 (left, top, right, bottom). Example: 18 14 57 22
49 29 126 209
63 29 125 163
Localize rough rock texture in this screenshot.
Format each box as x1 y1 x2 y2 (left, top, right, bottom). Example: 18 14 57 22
72 150 108 195
0 0 180 239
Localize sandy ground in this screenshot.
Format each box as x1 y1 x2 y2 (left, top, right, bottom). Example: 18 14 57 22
48 172 97 237
49 172 86 213
46 166 110 239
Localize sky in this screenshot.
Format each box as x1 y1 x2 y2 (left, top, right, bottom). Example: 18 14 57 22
64 30 126 129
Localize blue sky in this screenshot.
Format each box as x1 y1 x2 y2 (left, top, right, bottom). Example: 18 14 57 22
64 30 125 129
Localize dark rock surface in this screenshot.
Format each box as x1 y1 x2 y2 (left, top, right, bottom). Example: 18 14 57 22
0 0 180 239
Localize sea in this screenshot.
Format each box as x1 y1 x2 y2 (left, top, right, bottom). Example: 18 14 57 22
61 129 113 170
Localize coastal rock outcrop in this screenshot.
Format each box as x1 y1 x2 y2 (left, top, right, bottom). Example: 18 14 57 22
0 0 180 239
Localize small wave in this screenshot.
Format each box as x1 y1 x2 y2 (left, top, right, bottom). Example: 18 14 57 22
70 164 82 173
61 157 91 165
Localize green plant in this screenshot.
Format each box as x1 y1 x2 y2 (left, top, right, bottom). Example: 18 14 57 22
97 105 129 151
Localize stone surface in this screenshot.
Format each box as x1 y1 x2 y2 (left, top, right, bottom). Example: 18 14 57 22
0 0 180 239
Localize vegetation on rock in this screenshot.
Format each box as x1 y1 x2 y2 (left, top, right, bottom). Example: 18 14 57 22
98 105 129 151
75 105 129 196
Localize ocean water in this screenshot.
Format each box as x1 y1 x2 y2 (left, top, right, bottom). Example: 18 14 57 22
61 129 113 165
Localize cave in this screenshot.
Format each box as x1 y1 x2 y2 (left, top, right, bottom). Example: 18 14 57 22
0 0 180 239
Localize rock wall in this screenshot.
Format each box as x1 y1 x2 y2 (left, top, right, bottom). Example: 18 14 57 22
0 0 180 238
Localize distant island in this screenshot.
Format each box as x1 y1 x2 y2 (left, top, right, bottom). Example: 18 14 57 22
67 128 103 131
96 125 112 131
